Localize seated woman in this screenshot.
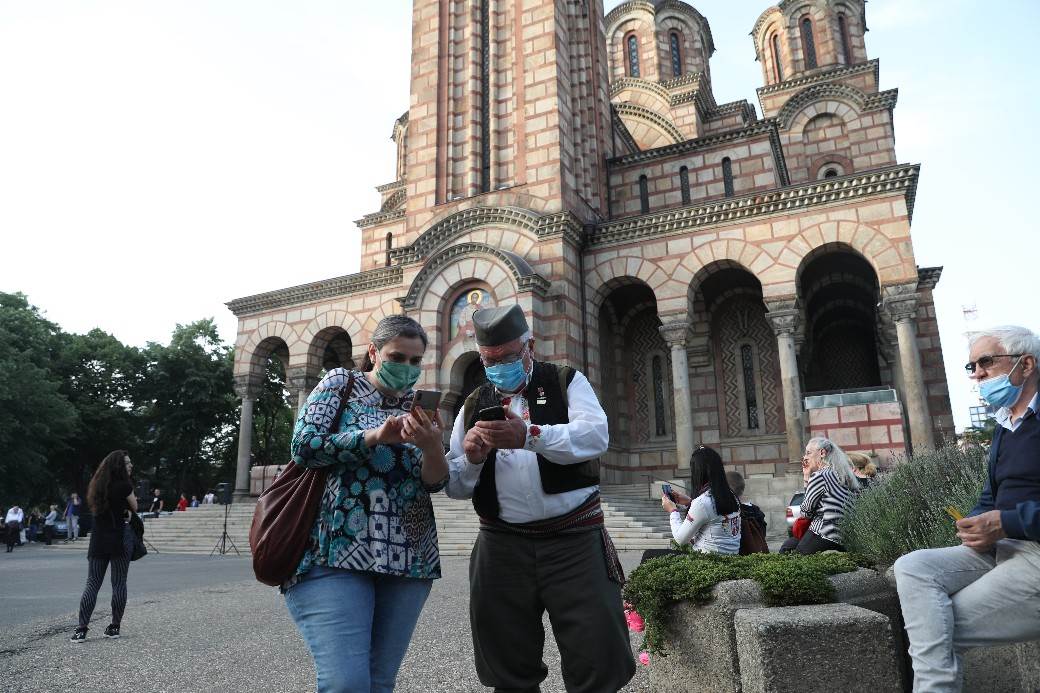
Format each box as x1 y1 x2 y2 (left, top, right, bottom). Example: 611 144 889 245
652 446 741 558
847 451 878 491
780 437 860 554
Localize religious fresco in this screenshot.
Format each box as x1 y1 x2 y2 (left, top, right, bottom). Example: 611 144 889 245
449 288 494 340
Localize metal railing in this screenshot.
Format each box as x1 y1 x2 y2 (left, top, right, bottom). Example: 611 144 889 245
640 473 688 500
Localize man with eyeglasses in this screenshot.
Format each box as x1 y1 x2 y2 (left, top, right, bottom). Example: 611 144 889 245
894 325 1040 692
445 304 634 693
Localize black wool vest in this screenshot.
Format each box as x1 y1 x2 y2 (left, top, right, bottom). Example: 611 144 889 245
463 360 601 520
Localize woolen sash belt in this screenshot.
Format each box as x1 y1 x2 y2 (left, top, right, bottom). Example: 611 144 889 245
478 492 625 584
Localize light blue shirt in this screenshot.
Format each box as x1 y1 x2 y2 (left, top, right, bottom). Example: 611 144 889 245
994 391 1040 432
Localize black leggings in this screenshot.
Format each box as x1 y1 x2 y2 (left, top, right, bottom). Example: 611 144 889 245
779 529 843 555
78 555 130 629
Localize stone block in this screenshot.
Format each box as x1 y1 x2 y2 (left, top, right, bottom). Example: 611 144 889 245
868 402 903 421
808 407 839 426
826 426 859 447
734 604 902 693
839 404 869 423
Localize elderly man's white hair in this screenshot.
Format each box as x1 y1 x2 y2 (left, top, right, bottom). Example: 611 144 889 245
969 326 1040 363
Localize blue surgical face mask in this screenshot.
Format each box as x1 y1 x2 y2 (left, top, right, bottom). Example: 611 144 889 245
978 357 1024 408
484 357 530 394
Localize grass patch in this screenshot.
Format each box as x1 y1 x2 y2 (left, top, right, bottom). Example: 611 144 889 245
840 445 988 566
623 548 866 653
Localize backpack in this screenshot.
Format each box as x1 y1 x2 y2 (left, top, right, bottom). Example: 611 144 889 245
739 503 770 554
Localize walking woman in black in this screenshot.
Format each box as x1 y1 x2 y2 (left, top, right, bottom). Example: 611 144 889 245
71 450 137 642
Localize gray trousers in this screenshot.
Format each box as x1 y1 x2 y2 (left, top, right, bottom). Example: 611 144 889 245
469 528 635 693
894 539 1040 692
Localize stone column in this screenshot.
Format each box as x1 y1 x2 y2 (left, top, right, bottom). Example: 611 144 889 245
766 302 806 470
884 289 935 452
287 366 320 413
233 377 260 500
659 321 694 473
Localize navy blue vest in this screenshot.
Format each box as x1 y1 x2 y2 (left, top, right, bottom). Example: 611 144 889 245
992 408 1040 512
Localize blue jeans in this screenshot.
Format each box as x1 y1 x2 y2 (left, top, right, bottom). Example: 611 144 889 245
284 566 433 693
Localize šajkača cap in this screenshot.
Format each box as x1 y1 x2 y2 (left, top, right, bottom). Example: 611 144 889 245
472 305 529 346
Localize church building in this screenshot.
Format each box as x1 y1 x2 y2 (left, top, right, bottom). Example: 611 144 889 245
227 0 954 511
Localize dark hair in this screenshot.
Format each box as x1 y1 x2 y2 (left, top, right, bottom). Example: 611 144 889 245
360 315 429 372
87 450 131 515
725 470 745 498
689 446 738 515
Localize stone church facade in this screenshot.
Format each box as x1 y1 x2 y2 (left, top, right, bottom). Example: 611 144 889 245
227 0 954 504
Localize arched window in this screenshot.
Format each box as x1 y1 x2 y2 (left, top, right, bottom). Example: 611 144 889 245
824 168 838 178
627 34 640 77
721 158 734 198
385 232 393 267
801 17 818 69
740 344 760 430
638 174 649 213
651 354 668 436
679 166 690 204
771 34 784 82
838 14 853 65
669 31 682 77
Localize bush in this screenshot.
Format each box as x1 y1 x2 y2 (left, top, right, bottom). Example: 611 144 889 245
840 445 989 566
622 549 866 654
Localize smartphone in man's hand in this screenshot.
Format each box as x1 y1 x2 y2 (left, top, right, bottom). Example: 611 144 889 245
477 406 506 422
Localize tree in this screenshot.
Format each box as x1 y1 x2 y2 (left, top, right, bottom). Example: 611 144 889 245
53 328 147 496
251 356 293 468
139 319 238 497
0 293 78 506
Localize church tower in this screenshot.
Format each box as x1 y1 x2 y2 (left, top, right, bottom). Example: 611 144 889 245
403 0 615 236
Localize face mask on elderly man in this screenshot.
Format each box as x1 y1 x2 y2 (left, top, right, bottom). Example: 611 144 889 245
978 357 1025 408
484 354 530 393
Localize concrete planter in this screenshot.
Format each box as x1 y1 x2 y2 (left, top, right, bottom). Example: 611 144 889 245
645 567 1040 693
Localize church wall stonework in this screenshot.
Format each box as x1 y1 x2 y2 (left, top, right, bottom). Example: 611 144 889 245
227 0 954 495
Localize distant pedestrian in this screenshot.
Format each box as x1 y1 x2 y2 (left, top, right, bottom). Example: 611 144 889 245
65 493 82 541
848 451 879 491
44 504 58 545
148 489 163 517
203 491 215 505
5 505 24 552
71 450 138 643
176 494 188 512
190 495 199 508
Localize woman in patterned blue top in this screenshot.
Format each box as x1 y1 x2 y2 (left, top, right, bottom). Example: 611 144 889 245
283 315 448 693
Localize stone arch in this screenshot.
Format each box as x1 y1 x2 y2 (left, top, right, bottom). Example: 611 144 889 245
777 83 866 131
380 188 406 213
239 321 297 378
585 256 672 317
402 242 546 312
406 206 543 261
614 102 684 148
292 312 364 367
789 221 910 288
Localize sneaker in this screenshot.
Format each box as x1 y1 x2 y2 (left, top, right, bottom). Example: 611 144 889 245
104 624 120 639
70 628 87 643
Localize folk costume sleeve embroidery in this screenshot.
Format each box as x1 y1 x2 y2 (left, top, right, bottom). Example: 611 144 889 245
285 369 443 590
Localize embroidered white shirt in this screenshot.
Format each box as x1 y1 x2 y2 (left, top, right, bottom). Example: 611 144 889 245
445 369 608 524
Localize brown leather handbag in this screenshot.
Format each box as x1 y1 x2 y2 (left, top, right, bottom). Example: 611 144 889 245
249 373 355 586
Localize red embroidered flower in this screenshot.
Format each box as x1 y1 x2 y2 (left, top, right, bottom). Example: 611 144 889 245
501 397 511 406
529 425 541 437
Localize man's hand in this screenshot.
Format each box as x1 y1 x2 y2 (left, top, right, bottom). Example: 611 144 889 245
474 408 527 450
463 427 492 465
957 510 1006 551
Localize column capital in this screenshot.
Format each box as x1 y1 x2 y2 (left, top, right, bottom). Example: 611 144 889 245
764 300 802 337
658 321 691 348
882 284 920 323
285 365 321 393
233 374 262 400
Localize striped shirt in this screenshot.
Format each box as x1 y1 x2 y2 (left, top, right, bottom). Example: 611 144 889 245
801 468 856 545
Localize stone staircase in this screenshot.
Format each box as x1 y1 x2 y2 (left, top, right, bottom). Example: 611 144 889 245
48 485 673 557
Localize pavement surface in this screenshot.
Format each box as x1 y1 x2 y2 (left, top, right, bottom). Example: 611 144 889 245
0 543 652 692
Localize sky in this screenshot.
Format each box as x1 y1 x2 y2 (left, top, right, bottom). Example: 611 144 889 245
1 0 1037 431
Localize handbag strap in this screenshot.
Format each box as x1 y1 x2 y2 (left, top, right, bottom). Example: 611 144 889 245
328 372 357 436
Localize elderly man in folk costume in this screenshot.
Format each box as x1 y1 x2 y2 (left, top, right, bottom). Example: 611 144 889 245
446 304 635 693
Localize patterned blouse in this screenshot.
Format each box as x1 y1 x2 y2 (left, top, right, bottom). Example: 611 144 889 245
285 368 444 588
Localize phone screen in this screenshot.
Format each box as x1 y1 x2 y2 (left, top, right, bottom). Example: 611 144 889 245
477 406 506 422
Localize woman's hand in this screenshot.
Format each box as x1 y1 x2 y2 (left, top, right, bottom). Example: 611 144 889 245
364 415 406 448
670 490 692 506
401 406 443 454
661 494 677 513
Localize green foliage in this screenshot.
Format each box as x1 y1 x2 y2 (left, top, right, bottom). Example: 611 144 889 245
623 550 865 653
0 293 77 505
251 356 293 467
840 445 989 566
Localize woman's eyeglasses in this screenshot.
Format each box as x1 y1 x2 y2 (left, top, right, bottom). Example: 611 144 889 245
964 354 1022 374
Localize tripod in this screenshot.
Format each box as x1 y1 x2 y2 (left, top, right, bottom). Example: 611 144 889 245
210 502 241 556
